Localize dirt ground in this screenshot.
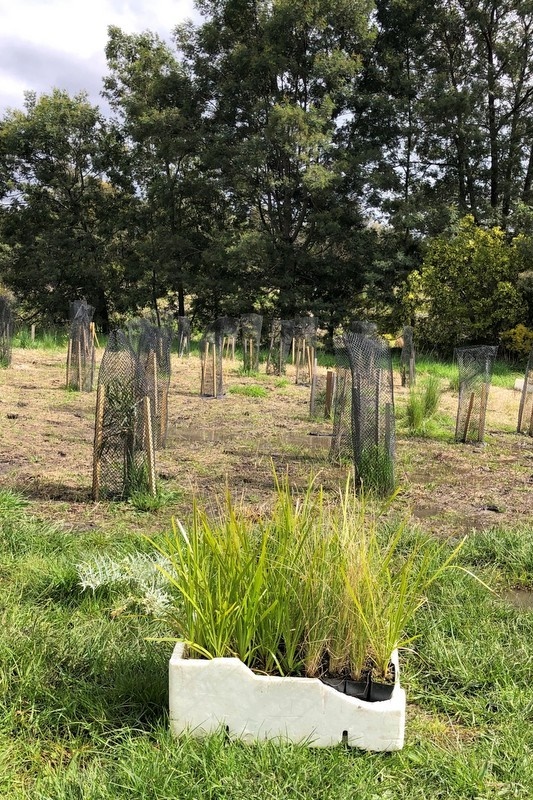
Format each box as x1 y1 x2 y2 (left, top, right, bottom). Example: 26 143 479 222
0 346 532 538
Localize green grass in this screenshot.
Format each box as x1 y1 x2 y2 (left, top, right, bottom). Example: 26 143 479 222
404 375 444 436
413 354 522 390
1 490 533 798
228 384 268 398
13 327 69 350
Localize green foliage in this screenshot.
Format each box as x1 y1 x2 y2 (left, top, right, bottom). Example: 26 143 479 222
1 478 533 795
416 216 524 351
149 474 466 681
405 376 442 436
356 445 395 496
500 324 533 359
228 384 268 398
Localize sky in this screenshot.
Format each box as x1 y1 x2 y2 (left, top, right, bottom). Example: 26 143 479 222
0 0 201 116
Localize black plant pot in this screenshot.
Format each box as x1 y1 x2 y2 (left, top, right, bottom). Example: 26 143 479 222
320 663 395 703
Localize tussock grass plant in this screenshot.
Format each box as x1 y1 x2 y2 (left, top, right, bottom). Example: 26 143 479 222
356 444 395 496
405 375 443 435
150 473 469 682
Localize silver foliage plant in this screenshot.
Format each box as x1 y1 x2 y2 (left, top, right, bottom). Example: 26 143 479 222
76 552 175 616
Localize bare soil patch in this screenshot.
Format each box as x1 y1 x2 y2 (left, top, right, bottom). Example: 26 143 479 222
0 347 532 536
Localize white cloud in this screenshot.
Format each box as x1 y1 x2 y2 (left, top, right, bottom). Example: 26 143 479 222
0 0 200 113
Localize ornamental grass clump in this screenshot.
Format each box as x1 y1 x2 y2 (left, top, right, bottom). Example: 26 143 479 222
150 474 468 683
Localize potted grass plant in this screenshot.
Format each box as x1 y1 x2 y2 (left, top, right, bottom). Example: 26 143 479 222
150 473 466 752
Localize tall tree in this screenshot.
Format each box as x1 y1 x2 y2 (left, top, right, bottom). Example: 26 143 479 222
103 26 230 321
0 90 115 325
175 0 375 326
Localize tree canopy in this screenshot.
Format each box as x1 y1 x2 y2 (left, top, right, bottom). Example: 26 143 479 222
1 0 533 349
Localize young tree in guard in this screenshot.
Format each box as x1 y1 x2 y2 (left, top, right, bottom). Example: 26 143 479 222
294 317 317 386
454 346 498 443
200 318 234 397
66 300 95 391
240 314 262 373
176 316 191 358
266 319 294 375
330 332 395 495
92 330 156 500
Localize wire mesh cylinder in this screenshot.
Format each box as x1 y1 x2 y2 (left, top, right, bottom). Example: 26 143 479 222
200 319 229 397
293 317 317 385
517 348 533 436
221 317 240 360
240 314 262 373
92 330 155 499
0 295 13 368
137 321 173 449
454 346 498 443
330 332 395 494
176 316 191 357
66 300 95 391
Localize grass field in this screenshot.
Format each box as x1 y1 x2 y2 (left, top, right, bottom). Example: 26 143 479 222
0 341 532 798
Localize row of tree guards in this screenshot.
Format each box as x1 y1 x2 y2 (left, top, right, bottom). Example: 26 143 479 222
3 295 532 498
199 315 319 397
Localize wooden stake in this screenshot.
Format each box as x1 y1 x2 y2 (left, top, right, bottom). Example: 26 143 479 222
309 371 317 415
77 340 82 391
325 370 335 418
200 342 208 395
463 391 475 442
31 323 36 342
92 384 105 501
151 350 158 417
143 395 157 496
160 383 168 447
212 342 217 396
528 398 533 437
66 338 72 389
306 344 313 383
517 378 528 432
90 322 100 349
478 383 488 441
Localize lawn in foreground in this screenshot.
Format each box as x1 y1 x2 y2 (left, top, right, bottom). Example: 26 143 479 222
0 490 532 799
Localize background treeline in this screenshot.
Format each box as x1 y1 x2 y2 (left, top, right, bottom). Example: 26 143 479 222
2 0 533 355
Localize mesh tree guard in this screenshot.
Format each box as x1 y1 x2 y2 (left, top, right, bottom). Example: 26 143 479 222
330 332 395 494
176 316 191 357
240 313 262 372
347 320 378 337
266 319 294 375
0 295 13 368
92 330 156 500
400 325 415 387
517 348 533 435
293 317 317 385
222 317 240 360
137 321 173 449
200 319 230 397
66 300 95 391
310 369 336 419
454 346 498 443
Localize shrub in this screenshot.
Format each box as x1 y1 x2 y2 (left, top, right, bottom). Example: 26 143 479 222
500 324 533 359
